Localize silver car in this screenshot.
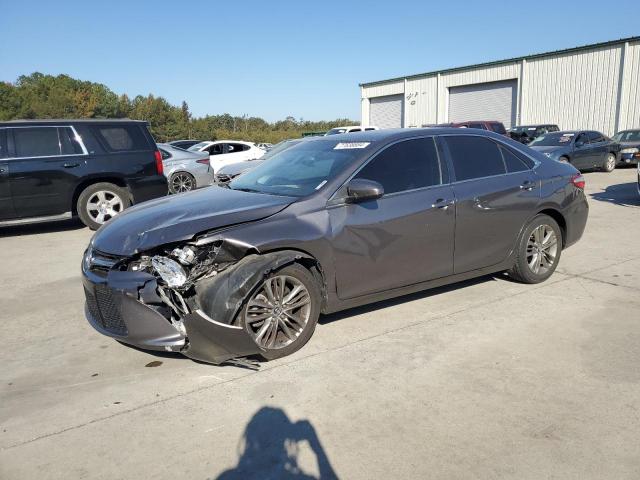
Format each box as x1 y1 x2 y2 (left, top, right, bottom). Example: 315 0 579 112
158 143 213 194
214 139 305 185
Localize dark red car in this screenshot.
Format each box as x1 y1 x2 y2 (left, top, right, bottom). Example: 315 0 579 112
424 120 508 136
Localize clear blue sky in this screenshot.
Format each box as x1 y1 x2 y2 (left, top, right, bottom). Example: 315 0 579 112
1 0 638 121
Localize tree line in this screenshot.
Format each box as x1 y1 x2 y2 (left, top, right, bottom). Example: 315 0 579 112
0 73 357 143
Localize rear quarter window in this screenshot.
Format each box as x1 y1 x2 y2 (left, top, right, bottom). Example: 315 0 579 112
94 125 149 152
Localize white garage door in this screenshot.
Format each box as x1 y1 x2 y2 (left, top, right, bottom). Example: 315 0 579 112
369 94 404 129
448 80 517 128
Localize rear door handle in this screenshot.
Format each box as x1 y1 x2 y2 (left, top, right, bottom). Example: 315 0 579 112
63 163 80 168
432 198 454 209
520 180 536 191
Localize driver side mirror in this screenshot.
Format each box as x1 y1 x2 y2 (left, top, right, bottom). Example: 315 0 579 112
346 178 384 203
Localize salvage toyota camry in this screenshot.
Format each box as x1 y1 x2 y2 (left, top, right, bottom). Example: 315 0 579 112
82 128 588 365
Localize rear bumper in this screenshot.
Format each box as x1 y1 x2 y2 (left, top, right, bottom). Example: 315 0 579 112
563 194 589 248
128 175 168 204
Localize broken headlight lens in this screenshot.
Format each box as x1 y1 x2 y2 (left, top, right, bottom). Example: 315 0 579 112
151 256 187 287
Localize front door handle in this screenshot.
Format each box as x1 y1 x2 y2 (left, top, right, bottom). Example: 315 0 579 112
520 180 535 191
0 168 5 174
63 163 80 168
432 198 454 209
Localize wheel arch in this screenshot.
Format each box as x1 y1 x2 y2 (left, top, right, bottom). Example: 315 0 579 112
536 208 567 247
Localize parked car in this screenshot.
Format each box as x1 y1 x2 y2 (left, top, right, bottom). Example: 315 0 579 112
325 126 379 135
508 124 559 144
82 128 588 365
611 129 640 165
187 140 265 173
158 143 213 194
529 130 620 172
168 139 203 150
424 121 508 135
214 139 305 185
0 119 167 230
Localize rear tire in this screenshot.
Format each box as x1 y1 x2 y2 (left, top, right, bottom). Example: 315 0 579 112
77 182 130 230
602 153 616 172
240 263 321 361
507 214 562 284
168 172 196 194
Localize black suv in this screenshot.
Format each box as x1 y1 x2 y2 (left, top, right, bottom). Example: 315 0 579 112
0 119 167 229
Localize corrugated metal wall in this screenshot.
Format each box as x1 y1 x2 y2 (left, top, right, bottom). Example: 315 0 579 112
361 39 639 135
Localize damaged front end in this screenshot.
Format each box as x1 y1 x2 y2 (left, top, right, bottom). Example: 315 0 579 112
83 237 312 365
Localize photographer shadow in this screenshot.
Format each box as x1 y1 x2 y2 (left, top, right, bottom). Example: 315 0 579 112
215 406 338 480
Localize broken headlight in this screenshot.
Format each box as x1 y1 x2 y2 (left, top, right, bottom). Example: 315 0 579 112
151 256 187 287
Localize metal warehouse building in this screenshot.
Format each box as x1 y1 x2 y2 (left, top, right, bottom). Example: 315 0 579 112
360 37 640 135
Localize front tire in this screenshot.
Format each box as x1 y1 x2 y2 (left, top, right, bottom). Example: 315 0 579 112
602 153 616 172
240 263 321 361
508 214 562 284
77 182 130 230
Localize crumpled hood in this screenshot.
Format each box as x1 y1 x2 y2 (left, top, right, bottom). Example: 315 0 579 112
529 145 567 156
91 187 295 256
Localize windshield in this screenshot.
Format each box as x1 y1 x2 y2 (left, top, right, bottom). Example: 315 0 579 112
529 132 575 146
325 128 348 135
229 140 370 197
260 139 303 161
612 130 640 142
188 142 210 151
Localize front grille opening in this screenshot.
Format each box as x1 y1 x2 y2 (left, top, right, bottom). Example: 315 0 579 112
84 285 128 336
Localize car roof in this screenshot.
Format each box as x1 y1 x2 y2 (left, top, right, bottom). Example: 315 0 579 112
303 127 508 144
0 118 149 126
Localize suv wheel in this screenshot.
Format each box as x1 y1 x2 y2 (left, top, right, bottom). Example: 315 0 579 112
77 182 131 230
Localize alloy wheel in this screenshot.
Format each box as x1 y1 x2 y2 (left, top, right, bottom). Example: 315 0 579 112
526 224 558 275
171 173 194 193
605 154 616 172
244 275 312 349
86 190 124 225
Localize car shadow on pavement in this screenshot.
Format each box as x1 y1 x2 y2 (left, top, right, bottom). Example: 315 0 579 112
589 182 640 207
213 406 339 480
0 218 86 237
320 274 499 325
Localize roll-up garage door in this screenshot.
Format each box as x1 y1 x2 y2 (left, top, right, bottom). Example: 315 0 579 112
448 80 517 128
369 94 404 129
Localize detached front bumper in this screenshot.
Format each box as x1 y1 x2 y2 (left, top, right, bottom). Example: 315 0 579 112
82 265 261 364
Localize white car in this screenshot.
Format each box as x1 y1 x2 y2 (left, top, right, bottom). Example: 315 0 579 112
325 125 379 135
188 140 265 173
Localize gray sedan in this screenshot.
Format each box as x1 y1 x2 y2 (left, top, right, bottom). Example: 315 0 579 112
158 143 214 194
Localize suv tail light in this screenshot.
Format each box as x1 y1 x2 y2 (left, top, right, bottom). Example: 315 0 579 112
154 150 163 175
196 158 210 165
571 173 585 189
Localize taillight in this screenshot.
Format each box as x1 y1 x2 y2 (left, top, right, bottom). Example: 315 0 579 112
571 173 585 189
196 158 210 164
154 150 163 175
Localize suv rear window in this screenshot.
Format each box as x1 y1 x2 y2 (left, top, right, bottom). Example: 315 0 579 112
94 125 148 152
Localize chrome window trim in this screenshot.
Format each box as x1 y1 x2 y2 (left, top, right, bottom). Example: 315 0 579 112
0 125 89 159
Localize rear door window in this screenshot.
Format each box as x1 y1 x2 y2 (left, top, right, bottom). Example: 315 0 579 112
499 145 532 172
94 125 148 152
355 137 442 194
444 135 506 181
12 127 61 158
58 127 84 155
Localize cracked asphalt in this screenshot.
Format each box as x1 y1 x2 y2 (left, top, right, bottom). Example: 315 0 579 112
1 168 639 479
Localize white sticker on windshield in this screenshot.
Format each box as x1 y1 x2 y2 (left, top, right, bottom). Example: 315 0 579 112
334 142 370 150
315 180 327 190
527 127 536 130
